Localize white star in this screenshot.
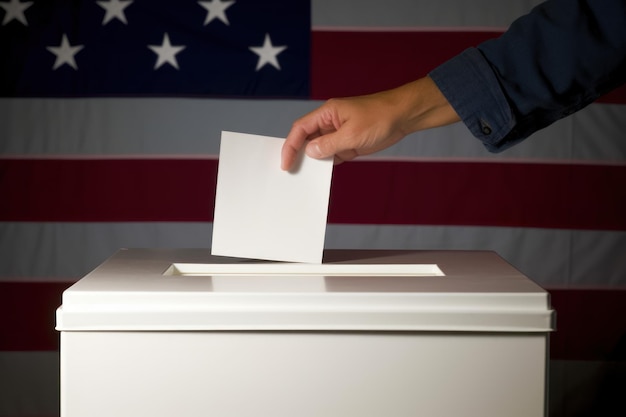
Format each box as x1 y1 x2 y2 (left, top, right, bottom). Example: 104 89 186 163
46 34 84 70
148 33 186 70
249 33 287 71
97 0 133 25
0 0 33 26
198 0 234 26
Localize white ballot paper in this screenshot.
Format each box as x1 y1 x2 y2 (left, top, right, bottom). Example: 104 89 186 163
211 131 333 263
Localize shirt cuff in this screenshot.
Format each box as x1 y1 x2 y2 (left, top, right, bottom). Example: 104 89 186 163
429 47 516 152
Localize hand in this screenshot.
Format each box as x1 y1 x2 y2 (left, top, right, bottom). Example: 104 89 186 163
281 76 459 171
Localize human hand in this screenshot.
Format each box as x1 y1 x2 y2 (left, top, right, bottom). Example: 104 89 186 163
281 77 459 171
281 89 410 171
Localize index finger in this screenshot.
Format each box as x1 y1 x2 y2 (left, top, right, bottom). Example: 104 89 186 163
281 107 328 171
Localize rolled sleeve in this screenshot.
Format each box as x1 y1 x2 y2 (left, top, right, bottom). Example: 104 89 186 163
429 0 626 153
429 48 517 152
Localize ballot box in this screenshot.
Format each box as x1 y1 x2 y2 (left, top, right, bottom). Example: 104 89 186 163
56 249 555 417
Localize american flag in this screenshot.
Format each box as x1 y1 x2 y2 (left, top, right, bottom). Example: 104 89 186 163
1 1 626 416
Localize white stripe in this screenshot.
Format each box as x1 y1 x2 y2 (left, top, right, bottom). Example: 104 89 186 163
2 99 625 163
312 0 543 28
0 222 212 281
0 352 60 416
0 98 319 156
3 153 625 167
326 225 626 288
549 360 626 414
2 222 625 287
384 103 626 163
358 156 626 167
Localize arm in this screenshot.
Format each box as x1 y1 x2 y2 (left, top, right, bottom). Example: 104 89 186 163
281 76 460 171
282 0 626 169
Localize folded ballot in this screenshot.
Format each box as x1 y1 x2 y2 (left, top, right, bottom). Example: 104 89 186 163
211 131 333 263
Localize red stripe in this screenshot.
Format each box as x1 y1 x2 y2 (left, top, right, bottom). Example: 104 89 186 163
2 282 624 360
0 282 69 351
600 83 626 104
311 30 626 104
1 158 626 230
311 31 499 99
0 158 218 222
549 289 626 361
328 160 626 230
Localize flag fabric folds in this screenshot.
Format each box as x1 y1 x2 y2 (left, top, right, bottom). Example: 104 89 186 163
1 1 626 417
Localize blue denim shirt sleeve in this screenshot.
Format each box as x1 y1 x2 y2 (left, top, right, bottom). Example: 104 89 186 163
429 48 515 152
429 0 626 153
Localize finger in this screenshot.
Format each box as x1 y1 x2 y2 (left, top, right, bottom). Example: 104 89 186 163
281 124 309 171
334 148 359 164
281 108 330 171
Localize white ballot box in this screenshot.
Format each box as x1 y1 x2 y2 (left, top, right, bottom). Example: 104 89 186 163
56 249 555 417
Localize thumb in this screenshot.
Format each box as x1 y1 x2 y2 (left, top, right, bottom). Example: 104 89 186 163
305 132 340 160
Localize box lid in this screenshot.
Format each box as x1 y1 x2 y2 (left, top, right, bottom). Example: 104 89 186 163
55 249 555 332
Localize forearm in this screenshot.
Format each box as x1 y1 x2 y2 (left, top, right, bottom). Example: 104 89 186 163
393 76 461 135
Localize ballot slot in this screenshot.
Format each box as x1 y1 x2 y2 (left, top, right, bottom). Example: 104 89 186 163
163 263 444 292
163 263 445 277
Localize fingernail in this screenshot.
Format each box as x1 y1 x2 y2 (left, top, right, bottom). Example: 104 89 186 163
306 142 322 158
